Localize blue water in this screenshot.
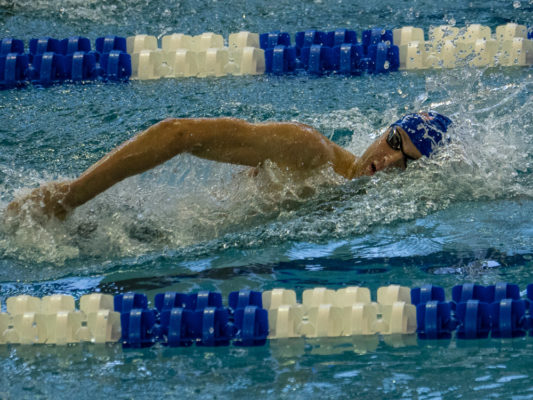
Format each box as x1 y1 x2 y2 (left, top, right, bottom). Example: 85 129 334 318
1 0 533 398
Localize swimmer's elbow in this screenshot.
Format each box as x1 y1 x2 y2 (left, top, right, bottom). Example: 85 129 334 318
154 118 183 144
159 118 180 130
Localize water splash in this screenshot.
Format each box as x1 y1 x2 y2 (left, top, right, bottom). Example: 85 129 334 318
0 66 532 266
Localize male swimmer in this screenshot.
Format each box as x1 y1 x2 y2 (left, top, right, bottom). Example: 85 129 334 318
6 111 452 220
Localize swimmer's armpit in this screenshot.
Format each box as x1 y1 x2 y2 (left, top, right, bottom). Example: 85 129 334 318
6 181 72 221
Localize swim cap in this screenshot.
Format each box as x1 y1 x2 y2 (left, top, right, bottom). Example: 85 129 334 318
390 111 453 157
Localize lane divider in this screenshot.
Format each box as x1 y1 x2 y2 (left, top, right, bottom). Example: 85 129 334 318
0 35 131 88
261 28 399 74
128 32 265 79
395 23 533 69
1 282 533 347
0 293 121 344
1 23 532 89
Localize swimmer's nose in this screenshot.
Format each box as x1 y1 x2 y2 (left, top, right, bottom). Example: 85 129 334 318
371 159 387 174
359 161 378 176
369 161 378 175
369 155 401 175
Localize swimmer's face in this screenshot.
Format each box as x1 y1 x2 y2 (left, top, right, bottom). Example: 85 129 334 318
354 126 423 176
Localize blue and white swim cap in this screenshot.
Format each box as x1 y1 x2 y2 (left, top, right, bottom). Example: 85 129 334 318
390 111 453 157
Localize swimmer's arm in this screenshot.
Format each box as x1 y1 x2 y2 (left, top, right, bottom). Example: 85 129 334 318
64 118 357 209
7 118 357 218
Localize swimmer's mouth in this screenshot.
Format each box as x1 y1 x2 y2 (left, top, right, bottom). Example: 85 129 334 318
370 162 377 175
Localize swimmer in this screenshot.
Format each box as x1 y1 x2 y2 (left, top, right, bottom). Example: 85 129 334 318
6 111 452 220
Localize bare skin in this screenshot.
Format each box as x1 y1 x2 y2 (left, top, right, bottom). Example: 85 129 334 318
5 117 422 220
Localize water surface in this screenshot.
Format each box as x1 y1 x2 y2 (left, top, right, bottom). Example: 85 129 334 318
1 0 533 398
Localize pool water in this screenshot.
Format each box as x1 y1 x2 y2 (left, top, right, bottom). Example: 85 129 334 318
1 0 533 398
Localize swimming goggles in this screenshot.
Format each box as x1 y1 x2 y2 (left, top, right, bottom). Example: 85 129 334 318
386 126 415 160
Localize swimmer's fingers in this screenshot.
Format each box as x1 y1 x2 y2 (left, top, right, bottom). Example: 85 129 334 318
36 182 71 220
5 197 22 217
5 182 71 221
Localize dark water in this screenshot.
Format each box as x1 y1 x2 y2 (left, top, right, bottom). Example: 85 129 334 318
1 0 533 398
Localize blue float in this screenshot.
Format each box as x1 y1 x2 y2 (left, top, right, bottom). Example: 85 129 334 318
273 26 408 75
416 301 456 340
333 43 363 74
490 299 527 338
228 290 263 310
451 283 492 305
193 307 233 346
300 44 334 74
99 50 131 80
487 282 521 302
295 30 328 50
526 284 533 333
387 44 399 71
114 292 148 314
64 52 97 81
1 38 24 56
327 29 357 47
29 52 66 85
159 307 195 346
367 43 390 73
411 285 446 306
120 308 157 347
362 28 393 49
265 45 297 73
233 306 268 346
455 300 491 339
29 37 61 58
527 283 533 301
0 53 29 87
155 292 195 312
191 291 223 310
95 36 127 53
60 36 91 55
259 32 291 50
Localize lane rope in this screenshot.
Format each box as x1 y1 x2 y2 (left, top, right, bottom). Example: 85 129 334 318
1 23 532 89
1 282 532 347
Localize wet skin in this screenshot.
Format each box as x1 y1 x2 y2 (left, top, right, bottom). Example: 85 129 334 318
353 126 423 177
5 118 424 221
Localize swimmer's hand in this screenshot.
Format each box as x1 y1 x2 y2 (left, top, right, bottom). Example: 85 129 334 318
5 181 72 221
